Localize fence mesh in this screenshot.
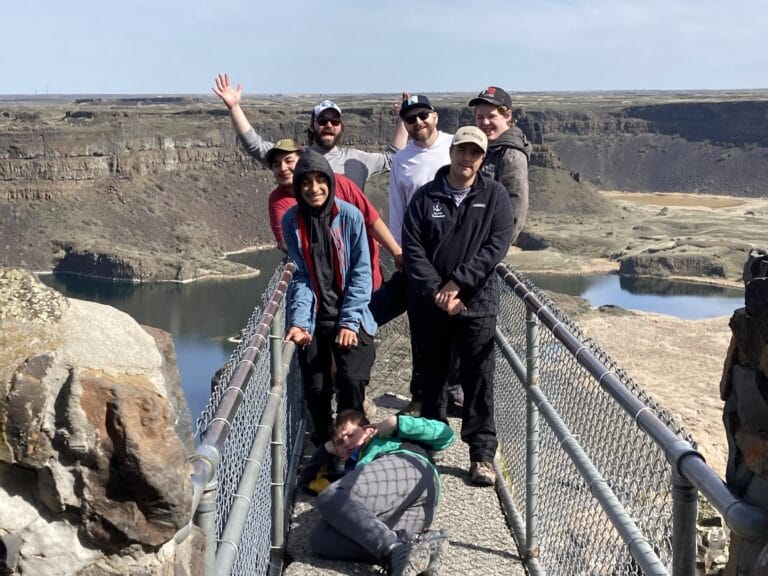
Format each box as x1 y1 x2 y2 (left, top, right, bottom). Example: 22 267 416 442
494 268 696 575
195 259 304 576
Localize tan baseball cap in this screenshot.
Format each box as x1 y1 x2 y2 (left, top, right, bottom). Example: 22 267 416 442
451 126 488 153
265 138 301 165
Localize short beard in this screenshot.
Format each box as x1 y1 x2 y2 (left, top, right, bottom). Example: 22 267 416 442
312 129 340 151
409 125 436 145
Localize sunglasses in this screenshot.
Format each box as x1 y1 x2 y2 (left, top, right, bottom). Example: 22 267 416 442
404 111 432 124
316 116 341 127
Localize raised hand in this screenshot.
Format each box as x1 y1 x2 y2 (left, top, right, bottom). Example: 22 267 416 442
212 73 242 110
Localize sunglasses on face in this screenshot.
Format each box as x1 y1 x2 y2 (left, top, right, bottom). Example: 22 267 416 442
404 111 432 124
316 116 341 127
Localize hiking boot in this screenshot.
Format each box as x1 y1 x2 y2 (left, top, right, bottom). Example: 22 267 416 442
397 398 421 417
387 540 432 576
420 529 450 576
470 461 496 486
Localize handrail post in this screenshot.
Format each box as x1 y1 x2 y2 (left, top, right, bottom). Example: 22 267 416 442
195 474 218 576
525 307 541 560
671 468 698 576
269 306 286 575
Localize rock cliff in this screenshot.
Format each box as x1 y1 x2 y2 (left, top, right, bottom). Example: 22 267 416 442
0 269 200 575
1 91 767 280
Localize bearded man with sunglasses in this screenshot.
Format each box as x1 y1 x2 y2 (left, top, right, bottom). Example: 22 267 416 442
372 95 461 417
213 73 407 191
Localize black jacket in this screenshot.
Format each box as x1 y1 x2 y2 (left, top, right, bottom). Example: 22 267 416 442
402 166 514 317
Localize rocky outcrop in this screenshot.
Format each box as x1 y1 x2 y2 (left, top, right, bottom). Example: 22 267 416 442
0 269 200 575
618 254 727 278
720 250 768 575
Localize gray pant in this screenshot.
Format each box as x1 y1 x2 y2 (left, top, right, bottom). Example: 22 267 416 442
310 452 440 563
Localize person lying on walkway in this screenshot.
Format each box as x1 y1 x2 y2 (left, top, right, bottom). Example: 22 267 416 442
283 151 377 445
402 126 514 486
266 138 401 289
212 73 407 191
299 409 454 576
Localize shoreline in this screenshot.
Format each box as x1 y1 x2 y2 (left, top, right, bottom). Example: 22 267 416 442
32 244 282 285
505 250 745 290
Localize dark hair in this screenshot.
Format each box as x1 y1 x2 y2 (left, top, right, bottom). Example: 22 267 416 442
332 409 370 434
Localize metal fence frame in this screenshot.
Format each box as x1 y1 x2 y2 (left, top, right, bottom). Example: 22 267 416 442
176 260 305 576
493 262 768 575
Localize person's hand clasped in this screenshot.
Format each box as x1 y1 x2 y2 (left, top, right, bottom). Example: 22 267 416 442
335 327 358 349
285 326 312 349
435 280 465 315
393 252 404 272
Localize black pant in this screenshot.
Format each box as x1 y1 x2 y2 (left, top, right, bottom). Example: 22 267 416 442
298 325 376 444
370 272 425 400
409 311 497 462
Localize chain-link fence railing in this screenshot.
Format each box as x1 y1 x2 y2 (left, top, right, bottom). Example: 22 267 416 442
492 263 768 576
494 264 694 575
182 260 305 576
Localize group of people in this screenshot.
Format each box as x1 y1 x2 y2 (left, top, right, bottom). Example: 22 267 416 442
213 74 530 576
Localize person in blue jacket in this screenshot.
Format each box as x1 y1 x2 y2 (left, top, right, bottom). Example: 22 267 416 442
299 409 454 576
282 150 377 445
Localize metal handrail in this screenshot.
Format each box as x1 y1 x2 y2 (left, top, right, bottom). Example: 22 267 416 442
495 262 768 544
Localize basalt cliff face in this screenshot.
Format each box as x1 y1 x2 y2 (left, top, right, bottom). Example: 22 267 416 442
1 92 767 280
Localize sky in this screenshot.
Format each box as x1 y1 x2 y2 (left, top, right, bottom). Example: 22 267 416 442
1 0 766 95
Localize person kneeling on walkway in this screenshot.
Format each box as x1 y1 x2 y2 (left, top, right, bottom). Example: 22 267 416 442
283 150 377 445
299 410 454 576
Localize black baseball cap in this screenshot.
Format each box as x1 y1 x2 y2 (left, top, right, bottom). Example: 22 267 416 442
469 86 512 108
399 94 435 119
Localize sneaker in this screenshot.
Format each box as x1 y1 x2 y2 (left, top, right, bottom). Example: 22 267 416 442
387 540 432 576
420 529 450 576
469 461 496 486
397 398 421 416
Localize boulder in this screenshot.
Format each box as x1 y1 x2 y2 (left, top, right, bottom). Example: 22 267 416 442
720 250 768 575
0 269 201 575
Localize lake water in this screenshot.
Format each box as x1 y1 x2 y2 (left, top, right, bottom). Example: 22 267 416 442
40 252 744 420
40 249 286 421
525 272 744 320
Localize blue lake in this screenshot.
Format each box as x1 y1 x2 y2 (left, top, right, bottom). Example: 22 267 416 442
41 253 744 420
40 249 285 421
525 272 744 320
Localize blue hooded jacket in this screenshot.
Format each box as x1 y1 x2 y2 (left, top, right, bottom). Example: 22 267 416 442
282 150 377 336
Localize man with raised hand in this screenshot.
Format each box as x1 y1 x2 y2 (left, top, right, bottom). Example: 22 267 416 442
402 126 514 487
213 73 407 191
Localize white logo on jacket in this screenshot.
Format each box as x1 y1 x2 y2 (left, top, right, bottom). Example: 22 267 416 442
431 200 445 219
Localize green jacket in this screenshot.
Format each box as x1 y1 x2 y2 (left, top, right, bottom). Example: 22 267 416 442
298 415 455 497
